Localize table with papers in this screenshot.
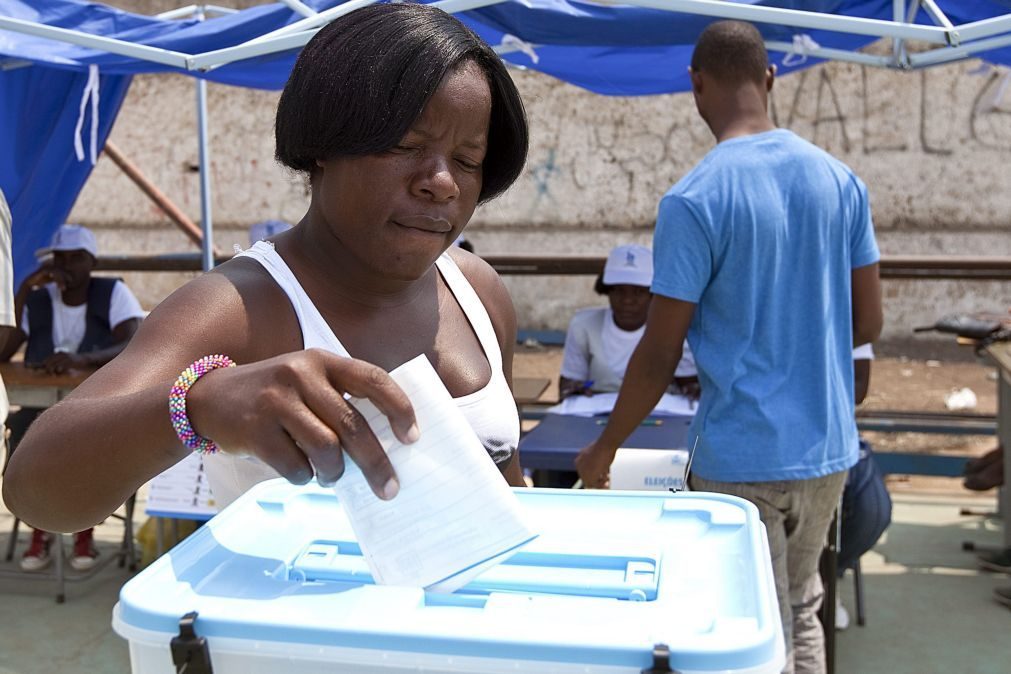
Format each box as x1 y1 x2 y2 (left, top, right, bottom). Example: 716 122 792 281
519 412 693 471
0 361 94 407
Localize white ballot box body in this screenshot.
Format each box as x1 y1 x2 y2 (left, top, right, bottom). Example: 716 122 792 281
113 480 784 674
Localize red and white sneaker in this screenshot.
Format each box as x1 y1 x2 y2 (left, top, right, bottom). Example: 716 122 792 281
20 529 53 572
70 528 99 572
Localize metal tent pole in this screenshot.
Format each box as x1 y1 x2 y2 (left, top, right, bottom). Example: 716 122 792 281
893 0 908 68
196 7 214 272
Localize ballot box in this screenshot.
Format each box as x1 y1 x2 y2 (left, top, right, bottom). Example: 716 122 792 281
113 480 784 674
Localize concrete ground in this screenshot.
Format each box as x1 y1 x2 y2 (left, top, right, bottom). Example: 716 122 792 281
0 482 1008 673
835 492 1011 674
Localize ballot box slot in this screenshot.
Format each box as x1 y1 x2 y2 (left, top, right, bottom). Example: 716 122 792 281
290 541 661 601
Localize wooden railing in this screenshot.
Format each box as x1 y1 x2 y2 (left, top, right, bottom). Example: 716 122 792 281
96 253 1011 280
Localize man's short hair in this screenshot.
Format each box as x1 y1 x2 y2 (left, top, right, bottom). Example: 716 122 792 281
690 20 769 85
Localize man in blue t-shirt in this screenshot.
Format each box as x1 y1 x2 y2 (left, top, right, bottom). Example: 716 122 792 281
577 21 882 674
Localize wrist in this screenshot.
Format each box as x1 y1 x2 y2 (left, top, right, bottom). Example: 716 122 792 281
589 436 619 461
169 355 236 453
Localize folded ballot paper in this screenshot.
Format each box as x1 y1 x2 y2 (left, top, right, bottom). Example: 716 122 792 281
332 354 536 593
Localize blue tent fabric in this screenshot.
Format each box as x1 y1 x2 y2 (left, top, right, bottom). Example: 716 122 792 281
2 0 1011 284
1 67 130 287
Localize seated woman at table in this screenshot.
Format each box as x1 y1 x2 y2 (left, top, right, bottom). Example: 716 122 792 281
3 2 529 535
558 244 698 400
0 224 145 571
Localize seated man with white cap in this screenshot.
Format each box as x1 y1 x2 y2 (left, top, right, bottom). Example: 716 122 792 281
0 224 145 572
559 244 697 399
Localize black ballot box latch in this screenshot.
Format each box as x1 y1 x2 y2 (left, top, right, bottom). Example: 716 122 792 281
642 643 681 673
171 611 214 674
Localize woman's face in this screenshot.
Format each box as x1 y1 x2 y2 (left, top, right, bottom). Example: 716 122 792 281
608 284 652 331
313 61 492 281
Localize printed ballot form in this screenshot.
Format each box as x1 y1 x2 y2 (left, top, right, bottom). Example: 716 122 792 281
333 354 536 592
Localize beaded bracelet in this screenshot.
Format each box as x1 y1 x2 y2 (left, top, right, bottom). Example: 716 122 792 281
169 354 236 454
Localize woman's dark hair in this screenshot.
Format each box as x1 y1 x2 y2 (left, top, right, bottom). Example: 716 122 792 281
275 3 528 203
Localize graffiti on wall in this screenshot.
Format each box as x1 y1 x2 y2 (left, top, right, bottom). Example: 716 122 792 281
506 61 1011 227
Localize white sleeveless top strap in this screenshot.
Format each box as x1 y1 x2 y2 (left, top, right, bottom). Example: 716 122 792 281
232 241 351 356
434 254 503 372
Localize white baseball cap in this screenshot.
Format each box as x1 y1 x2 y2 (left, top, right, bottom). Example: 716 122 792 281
36 224 98 259
602 244 653 287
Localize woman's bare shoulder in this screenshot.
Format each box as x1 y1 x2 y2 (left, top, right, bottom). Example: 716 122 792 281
135 256 301 364
446 247 507 300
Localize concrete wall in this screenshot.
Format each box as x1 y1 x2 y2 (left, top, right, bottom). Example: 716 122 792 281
70 1 1011 347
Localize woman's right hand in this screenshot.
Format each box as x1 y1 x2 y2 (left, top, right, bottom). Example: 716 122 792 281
185 348 418 500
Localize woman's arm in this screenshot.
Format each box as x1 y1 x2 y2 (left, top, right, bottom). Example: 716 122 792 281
3 261 418 532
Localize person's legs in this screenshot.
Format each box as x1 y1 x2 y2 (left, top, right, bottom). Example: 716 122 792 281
786 471 847 674
692 471 847 674
690 475 793 673
70 527 98 571
20 528 53 571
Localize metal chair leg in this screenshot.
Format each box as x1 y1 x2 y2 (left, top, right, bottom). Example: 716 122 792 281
5 517 20 561
54 533 66 604
120 493 138 571
854 558 866 627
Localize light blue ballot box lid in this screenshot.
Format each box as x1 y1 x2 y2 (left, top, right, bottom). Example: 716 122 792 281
115 481 784 673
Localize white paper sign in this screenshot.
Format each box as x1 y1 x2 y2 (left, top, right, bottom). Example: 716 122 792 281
610 448 689 491
146 453 219 519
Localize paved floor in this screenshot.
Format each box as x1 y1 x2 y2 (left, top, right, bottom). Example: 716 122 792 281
0 485 1008 673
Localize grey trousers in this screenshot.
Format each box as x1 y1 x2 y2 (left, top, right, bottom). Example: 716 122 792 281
690 470 847 674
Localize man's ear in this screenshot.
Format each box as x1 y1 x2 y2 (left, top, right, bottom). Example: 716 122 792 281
689 67 704 95
766 64 776 92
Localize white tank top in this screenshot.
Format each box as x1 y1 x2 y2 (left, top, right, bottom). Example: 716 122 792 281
203 241 519 508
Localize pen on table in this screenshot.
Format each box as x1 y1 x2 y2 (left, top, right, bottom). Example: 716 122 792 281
595 418 664 426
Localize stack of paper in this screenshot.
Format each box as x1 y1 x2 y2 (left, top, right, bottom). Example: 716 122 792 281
547 391 698 418
334 355 536 592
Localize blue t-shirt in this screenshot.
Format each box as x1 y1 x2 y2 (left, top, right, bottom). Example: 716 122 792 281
652 129 879 482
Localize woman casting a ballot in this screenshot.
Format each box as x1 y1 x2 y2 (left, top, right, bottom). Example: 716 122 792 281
4 3 530 532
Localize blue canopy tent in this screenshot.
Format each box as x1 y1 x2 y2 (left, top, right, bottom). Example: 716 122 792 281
2 0 1011 287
